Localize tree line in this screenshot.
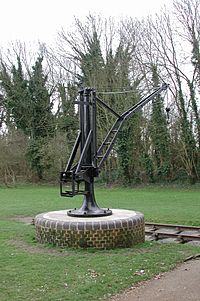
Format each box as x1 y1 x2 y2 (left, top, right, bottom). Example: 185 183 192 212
0 0 199 185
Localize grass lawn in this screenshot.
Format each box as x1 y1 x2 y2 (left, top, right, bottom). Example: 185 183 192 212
0 184 200 301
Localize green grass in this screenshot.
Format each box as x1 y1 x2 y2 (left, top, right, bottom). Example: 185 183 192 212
0 184 200 301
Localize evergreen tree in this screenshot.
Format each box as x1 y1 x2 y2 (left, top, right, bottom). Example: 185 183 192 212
26 57 55 179
80 31 105 87
0 56 55 179
57 82 78 144
149 64 172 180
75 28 144 183
113 44 144 184
28 57 54 139
0 57 30 132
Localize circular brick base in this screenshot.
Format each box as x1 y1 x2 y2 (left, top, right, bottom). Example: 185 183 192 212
35 209 145 249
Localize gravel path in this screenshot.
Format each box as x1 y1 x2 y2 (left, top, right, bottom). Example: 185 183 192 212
107 259 200 301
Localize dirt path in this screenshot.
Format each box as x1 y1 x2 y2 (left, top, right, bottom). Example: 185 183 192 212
107 259 200 301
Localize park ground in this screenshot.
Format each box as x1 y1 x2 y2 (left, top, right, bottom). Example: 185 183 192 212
0 184 200 301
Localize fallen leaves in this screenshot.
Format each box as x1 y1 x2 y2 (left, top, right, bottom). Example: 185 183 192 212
134 269 145 276
154 273 163 280
86 269 100 279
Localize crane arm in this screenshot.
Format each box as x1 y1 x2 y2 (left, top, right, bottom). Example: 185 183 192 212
96 83 169 168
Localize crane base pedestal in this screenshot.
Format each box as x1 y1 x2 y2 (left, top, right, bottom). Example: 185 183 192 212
35 209 145 249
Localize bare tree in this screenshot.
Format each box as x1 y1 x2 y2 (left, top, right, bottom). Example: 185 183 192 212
138 8 199 182
174 0 200 147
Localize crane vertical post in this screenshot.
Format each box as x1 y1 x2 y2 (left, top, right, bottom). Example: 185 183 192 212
67 88 112 217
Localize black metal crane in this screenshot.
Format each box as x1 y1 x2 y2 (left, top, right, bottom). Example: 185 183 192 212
60 83 169 217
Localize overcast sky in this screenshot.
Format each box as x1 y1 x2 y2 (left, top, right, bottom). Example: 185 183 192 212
1 0 173 45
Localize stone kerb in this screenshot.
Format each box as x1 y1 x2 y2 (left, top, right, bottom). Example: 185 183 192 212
35 209 145 249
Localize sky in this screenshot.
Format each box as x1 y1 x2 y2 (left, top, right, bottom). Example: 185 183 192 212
0 0 173 45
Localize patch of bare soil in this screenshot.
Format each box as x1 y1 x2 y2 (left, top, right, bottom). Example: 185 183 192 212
8 239 73 256
11 216 35 224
